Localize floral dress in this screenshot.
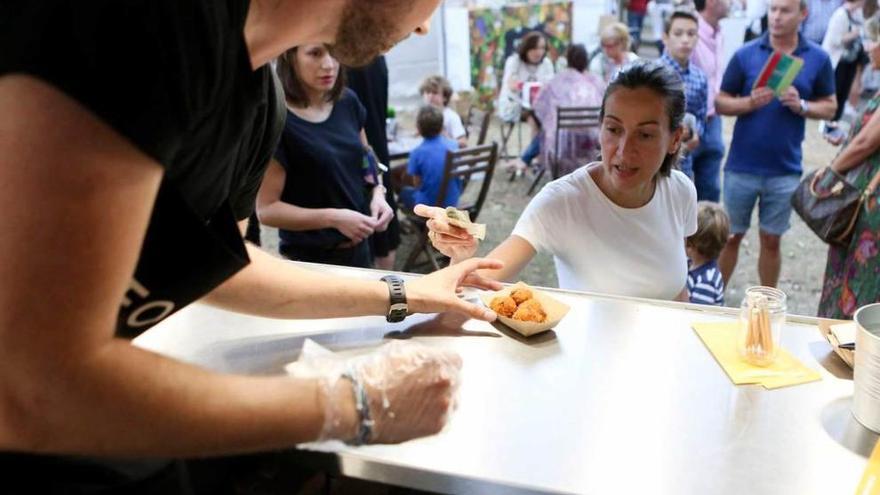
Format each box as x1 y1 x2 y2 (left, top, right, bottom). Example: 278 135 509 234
818 92 880 319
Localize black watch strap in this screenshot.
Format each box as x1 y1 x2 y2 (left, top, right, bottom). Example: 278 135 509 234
380 275 407 323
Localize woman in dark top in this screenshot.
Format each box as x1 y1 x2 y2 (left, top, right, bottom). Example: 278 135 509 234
257 44 393 268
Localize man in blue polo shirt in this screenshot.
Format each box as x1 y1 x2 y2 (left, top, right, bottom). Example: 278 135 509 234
716 0 836 288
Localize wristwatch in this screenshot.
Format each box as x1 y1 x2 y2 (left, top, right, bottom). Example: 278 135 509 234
799 98 809 115
380 275 407 322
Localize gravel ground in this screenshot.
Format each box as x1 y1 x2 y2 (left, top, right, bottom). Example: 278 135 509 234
259 111 842 318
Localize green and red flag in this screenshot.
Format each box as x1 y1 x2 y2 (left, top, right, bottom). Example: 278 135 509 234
752 51 804 96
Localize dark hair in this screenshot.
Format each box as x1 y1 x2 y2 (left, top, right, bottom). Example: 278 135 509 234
416 105 444 138
687 201 731 259
599 61 686 177
665 9 700 34
517 31 547 64
694 0 706 11
276 45 346 108
565 43 589 72
419 75 453 106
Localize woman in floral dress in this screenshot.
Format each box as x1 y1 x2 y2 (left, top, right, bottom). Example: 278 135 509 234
817 25 880 318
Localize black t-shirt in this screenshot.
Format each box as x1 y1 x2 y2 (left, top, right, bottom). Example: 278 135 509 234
275 88 371 250
1 1 285 489
346 57 390 164
1 0 285 338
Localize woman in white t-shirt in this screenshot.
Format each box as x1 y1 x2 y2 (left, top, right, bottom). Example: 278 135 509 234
416 61 698 301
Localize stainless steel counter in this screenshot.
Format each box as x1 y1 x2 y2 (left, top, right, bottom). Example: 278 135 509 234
134 262 874 494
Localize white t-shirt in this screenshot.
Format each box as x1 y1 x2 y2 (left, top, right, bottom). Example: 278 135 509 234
442 107 466 141
512 165 698 300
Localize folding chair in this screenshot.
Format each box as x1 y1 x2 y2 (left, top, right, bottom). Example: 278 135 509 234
402 142 499 272
498 118 522 161
527 106 601 196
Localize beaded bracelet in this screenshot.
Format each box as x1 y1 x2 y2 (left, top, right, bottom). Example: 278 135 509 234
342 367 373 445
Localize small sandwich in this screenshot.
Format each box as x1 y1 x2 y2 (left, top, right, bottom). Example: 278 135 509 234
445 207 486 240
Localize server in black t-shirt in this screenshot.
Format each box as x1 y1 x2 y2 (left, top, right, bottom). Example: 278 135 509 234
0 0 504 493
347 56 404 270
257 44 393 269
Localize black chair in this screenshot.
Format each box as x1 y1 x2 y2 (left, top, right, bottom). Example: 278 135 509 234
528 105 601 196
464 106 492 146
402 142 499 272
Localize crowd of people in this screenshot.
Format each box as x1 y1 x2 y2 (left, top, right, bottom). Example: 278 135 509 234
4 0 880 492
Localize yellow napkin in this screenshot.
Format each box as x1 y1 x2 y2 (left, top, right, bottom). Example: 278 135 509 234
856 439 880 495
692 322 822 389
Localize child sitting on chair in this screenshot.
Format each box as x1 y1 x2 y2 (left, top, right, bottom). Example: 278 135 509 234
419 75 468 148
686 201 730 306
399 105 460 212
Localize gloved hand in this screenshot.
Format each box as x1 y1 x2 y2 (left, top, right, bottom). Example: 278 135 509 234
307 340 463 445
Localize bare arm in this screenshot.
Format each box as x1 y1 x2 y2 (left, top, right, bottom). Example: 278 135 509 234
0 76 348 457
803 94 838 121
415 205 535 283
255 159 346 232
831 106 880 173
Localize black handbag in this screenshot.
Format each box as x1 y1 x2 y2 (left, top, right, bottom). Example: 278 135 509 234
791 166 880 247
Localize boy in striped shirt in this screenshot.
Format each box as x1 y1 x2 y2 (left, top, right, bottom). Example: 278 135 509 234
686 202 730 305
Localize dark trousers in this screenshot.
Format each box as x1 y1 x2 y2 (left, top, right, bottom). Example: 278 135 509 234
833 57 864 122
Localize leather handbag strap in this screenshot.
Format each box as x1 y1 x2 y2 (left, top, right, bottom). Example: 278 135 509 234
865 165 880 197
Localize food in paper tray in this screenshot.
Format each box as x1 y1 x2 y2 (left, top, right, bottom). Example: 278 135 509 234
445 207 486 240
489 286 546 323
481 282 570 337
489 289 547 323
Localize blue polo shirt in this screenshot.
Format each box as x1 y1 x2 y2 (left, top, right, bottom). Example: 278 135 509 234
720 34 834 176
407 135 460 207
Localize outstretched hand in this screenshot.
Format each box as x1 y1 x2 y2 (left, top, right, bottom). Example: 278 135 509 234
413 204 479 262
407 257 505 322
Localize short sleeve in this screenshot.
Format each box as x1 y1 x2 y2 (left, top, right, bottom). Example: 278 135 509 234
407 149 422 176
720 51 746 96
511 181 564 254
447 110 467 139
681 176 699 237
813 52 836 99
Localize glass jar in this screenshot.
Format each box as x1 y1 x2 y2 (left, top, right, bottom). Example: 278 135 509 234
738 286 787 366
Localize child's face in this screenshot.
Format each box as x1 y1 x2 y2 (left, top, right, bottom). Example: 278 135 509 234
422 90 445 108
663 18 698 62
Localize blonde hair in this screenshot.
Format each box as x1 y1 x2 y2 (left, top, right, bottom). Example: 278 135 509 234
687 202 731 260
600 22 632 52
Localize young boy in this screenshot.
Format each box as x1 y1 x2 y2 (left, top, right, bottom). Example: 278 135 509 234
686 201 730 306
659 9 708 179
419 75 469 148
400 105 460 211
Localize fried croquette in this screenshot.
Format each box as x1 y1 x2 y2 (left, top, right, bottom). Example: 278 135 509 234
512 298 546 323
489 295 517 317
509 287 533 305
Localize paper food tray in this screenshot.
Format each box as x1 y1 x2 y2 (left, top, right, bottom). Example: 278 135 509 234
480 282 570 337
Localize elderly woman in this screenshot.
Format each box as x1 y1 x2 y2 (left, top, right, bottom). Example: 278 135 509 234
419 61 698 301
818 18 880 318
590 22 641 84
532 43 606 177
